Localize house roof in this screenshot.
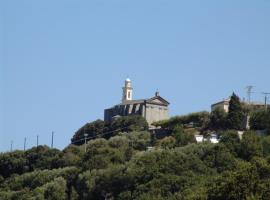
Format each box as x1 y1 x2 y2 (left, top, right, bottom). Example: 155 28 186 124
211 98 230 107
211 99 269 107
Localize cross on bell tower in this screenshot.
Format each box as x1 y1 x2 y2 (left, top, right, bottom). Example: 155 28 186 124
122 78 133 103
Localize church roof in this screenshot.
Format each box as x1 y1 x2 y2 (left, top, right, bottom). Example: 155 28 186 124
146 96 170 105
108 95 170 108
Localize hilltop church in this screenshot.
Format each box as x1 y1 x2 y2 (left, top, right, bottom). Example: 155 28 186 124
104 79 170 125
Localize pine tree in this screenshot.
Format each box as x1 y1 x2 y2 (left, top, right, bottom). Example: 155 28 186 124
227 93 245 130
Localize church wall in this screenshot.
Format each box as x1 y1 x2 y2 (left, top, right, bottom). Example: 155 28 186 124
105 102 169 124
104 103 145 122
104 109 112 122
145 104 169 125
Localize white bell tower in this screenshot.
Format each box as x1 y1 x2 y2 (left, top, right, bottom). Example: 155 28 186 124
122 78 133 102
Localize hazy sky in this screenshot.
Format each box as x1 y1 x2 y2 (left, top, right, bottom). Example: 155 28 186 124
1 0 270 152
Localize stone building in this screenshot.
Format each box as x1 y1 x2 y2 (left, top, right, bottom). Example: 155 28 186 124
104 79 170 125
211 98 269 113
211 99 230 112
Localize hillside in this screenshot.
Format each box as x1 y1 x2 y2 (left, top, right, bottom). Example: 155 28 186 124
1 93 270 200
1 129 270 200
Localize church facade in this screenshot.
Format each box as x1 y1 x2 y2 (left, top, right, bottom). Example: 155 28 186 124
104 79 170 125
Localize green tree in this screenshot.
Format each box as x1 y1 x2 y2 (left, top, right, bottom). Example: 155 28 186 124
25 145 63 171
44 177 67 200
76 165 130 200
173 125 195 147
227 93 245 130
59 144 84 167
239 131 263 160
209 108 227 130
219 130 240 156
82 137 131 170
250 110 270 133
0 151 28 178
208 161 259 200
71 116 148 145
202 144 236 173
155 136 176 149
119 131 151 151
153 111 210 130
250 157 270 180
71 119 108 145
262 136 270 157
110 115 148 134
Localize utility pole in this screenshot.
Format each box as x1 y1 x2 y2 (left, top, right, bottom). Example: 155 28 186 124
51 131 54 148
24 137 26 151
36 135 39 147
84 132 88 153
10 140 13 152
262 92 270 111
246 85 254 104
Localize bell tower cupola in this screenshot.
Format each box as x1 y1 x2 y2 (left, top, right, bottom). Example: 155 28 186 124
122 78 133 102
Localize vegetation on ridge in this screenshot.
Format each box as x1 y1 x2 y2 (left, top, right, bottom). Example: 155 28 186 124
1 92 270 200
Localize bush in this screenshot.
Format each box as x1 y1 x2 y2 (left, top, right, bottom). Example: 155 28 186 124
153 111 210 130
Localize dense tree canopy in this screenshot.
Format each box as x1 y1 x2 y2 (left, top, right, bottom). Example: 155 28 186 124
1 109 270 199
2 128 270 199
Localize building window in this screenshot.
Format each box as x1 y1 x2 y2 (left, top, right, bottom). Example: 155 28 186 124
128 91 130 99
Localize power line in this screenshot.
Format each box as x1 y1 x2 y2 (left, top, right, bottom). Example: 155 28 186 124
71 125 135 144
6 126 132 152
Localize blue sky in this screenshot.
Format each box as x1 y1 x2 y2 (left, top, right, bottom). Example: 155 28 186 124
1 0 269 152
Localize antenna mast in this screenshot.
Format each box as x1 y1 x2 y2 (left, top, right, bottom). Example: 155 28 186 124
246 85 254 104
